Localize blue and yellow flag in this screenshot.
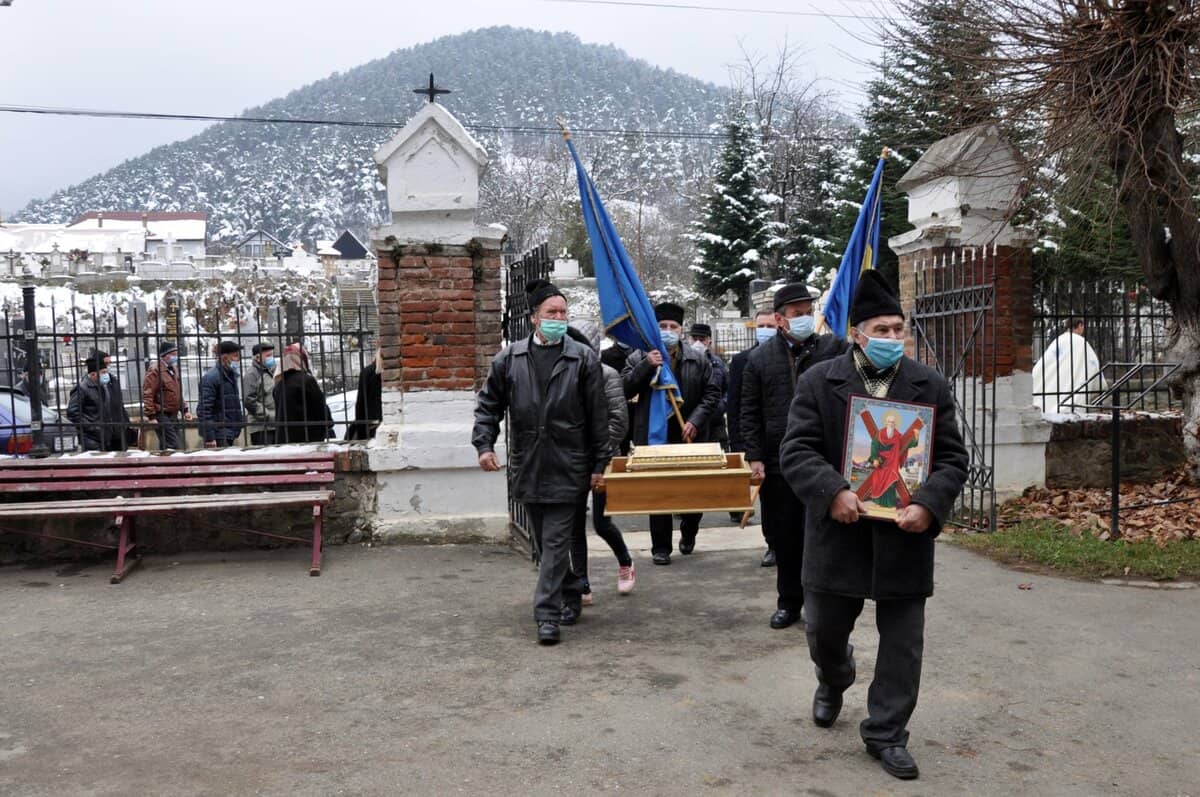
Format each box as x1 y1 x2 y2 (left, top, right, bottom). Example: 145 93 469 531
823 152 888 337
564 133 680 445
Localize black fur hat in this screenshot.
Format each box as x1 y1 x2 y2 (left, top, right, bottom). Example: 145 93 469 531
850 270 904 327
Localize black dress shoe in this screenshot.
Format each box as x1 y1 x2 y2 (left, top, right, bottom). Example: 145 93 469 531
560 604 581 626
812 684 843 727
760 548 777 567
652 552 671 566
769 607 799 629
678 536 696 555
870 746 919 780
537 622 560 645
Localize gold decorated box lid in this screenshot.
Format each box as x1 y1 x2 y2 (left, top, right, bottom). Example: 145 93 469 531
625 442 727 471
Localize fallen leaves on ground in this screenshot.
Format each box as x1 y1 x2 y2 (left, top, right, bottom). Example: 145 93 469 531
998 468 1200 546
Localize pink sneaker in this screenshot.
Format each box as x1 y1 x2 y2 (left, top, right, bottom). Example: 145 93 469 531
617 563 636 594
582 592 594 607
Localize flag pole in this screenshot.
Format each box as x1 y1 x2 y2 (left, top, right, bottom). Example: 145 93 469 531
664 378 690 438
813 146 891 337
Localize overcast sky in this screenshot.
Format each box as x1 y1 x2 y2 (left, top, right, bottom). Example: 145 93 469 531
0 0 886 217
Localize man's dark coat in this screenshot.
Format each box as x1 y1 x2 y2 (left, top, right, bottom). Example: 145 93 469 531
622 343 721 446
779 352 969 599
741 332 848 473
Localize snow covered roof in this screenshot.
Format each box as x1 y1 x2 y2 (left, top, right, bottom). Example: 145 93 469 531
69 211 207 225
316 243 342 256
0 224 144 254
232 229 291 251
67 211 207 242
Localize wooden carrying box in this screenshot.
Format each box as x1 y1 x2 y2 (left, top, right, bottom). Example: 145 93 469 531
602 443 756 516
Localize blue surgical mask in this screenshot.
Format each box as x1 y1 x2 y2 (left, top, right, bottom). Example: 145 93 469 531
660 331 680 349
228 360 240 373
788 315 815 340
99 372 111 385
754 327 777 345
864 336 905 369
538 319 568 343
264 356 277 370
166 355 179 366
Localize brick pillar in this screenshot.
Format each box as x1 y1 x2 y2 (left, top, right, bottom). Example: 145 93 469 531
898 243 1034 382
375 239 502 393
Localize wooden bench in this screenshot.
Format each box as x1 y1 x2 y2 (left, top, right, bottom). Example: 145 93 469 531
0 451 336 583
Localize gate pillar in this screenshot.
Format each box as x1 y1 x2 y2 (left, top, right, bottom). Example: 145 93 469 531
887 124 1051 516
367 101 509 543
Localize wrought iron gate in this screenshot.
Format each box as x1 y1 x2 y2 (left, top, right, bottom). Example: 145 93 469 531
501 242 552 554
909 246 997 532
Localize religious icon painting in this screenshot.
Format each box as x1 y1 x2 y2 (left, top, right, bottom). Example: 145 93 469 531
841 394 937 522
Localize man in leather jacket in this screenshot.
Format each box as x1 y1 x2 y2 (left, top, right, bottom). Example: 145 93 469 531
473 279 610 646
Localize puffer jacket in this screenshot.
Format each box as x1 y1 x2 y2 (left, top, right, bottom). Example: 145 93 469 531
602 363 628 454
473 335 611 504
242 360 276 436
198 364 245 444
741 332 848 473
622 343 721 446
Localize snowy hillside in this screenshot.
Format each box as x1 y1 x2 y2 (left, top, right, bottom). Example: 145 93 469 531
17 27 726 248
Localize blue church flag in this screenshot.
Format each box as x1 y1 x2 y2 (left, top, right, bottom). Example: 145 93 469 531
565 135 679 445
823 153 887 337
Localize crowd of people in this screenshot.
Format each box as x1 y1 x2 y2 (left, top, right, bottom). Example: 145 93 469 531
472 272 969 782
61 339 384 451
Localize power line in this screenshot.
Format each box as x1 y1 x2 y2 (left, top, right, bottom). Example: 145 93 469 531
542 0 891 21
0 103 860 145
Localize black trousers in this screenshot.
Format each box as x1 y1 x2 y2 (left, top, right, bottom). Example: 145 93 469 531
649 513 701 556
804 590 926 752
760 473 805 612
569 492 633 588
528 502 584 622
250 430 274 445
156 413 184 450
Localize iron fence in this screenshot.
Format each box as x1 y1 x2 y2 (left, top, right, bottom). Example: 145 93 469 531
1032 271 1176 413
502 242 552 556
1 286 379 455
910 246 997 532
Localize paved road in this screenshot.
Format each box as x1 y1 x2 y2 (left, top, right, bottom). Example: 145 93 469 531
2 532 1197 796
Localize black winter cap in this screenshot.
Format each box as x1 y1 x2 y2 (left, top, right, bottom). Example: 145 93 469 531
850 270 904 327
525 278 564 309
653 302 685 325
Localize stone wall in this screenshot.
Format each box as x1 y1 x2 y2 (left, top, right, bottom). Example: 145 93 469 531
1045 415 1185 488
0 447 376 565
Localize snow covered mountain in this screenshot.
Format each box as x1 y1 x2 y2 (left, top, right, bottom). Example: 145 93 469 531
17 27 727 247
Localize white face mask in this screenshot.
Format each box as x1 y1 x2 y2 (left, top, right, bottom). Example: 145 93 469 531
689 340 707 353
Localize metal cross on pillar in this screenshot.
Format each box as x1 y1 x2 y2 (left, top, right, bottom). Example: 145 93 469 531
412 73 450 104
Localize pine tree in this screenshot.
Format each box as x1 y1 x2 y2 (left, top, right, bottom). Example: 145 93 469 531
1036 165 1141 282
688 109 783 310
832 0 997 284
